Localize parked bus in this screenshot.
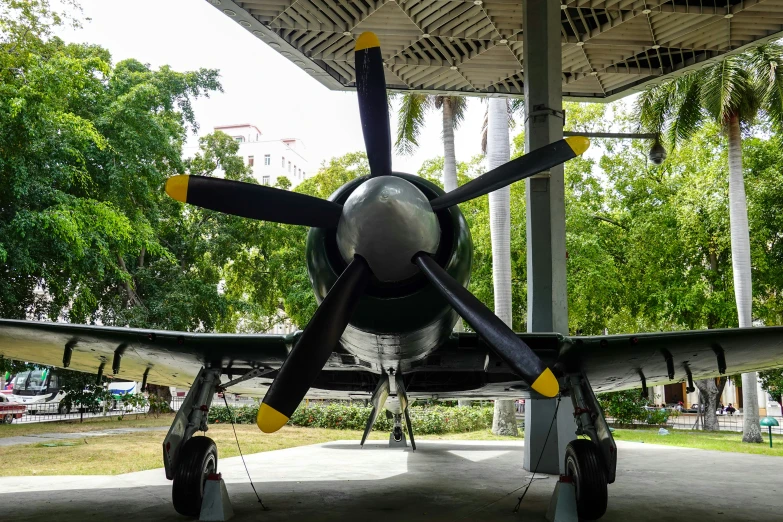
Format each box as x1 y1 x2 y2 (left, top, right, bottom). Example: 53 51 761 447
10 368 68 414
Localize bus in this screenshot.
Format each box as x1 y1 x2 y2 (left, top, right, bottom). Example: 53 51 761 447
10 368 68 414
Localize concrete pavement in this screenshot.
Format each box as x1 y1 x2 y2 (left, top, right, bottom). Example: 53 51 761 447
0 439 781 521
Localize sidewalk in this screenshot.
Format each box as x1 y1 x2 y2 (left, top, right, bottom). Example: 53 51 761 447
0 426 168 447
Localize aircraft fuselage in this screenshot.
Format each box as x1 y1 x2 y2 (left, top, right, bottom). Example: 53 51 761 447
305 173 473 372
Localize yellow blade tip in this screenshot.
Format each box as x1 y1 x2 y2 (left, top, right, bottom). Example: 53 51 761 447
257 403 289 433
165 175 189 203
565 136 590 156
530 367 559 398
355 32 380 51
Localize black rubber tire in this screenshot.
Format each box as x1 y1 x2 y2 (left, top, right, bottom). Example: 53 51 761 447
57 403 71 415
564 439 608 520
3 414 12 424
172 436 218 517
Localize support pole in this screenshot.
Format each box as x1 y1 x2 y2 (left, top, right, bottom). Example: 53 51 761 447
522 0 577 475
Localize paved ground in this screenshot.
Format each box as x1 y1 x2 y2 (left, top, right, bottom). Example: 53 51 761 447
0 426 168 447
0 439 780 522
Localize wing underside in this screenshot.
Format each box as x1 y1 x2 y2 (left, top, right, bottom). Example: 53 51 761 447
1 319 782 398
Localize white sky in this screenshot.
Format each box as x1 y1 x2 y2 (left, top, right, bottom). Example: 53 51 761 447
55 0 490 174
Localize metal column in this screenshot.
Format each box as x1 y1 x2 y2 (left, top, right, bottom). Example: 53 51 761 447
522 0 576 475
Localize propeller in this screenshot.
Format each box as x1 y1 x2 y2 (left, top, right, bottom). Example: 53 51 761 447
257 255 371 433
429 136 589 211
413 253 559 397
163 32 578 434
165 175 343 227
354 32 392 178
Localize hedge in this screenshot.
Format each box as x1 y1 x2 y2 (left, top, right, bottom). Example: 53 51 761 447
209 402 494 435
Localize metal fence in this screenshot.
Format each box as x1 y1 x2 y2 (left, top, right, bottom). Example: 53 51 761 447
606 412 783 435
1 397 188 425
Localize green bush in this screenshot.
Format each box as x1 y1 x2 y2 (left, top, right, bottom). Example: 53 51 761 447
208 402 494 434
598 390 651 425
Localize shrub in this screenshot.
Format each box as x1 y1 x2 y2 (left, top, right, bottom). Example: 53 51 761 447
208 402 495 434
598 390 650 425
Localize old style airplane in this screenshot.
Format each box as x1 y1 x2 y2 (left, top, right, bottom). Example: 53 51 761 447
2 32 783 520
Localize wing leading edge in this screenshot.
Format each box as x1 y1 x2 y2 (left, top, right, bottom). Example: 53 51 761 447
0 319 292 392
559 327 783 393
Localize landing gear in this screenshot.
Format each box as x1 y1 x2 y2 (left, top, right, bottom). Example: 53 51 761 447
563 372 617 520
3 414 12 424
564 439 608 520
172 436 218 517
57 403 70 415
162 367 222 517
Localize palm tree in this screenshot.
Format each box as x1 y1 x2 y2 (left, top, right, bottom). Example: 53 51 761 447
486 97 518 436
637 43 783 443
395 94 467 192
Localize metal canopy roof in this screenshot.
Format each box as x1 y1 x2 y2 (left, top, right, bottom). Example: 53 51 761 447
209 0 783 101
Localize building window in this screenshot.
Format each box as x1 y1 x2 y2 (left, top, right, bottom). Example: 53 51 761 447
282 156 285 167
288 161 291 172
262 175 270 185
264 154 270 166
248 156 254 167
235 136 245 143
298 168 302 177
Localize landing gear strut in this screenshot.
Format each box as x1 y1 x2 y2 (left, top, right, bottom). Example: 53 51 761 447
163 367 221 517
563 373 617 520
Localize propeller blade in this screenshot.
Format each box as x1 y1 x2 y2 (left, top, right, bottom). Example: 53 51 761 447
413 253 559 398
257 256 371 433
429 137 590 211
165 175 343 228
354 32 392 178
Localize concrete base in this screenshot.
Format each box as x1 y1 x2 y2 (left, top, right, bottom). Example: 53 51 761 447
524 398 578 474
388 433 407 448
200 475 234 522
2 440 782 521
545 479 578 522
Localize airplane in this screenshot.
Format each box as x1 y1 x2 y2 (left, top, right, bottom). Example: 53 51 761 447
2 31 783 521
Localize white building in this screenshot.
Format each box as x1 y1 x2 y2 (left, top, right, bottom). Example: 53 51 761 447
201 124 310 188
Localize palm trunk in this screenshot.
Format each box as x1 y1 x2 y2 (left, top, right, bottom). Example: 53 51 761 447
442 97 464 334
487 97 517 436
442 98 458 193
727 113 763 443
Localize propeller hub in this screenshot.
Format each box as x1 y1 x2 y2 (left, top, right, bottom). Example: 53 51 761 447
337 176 440 282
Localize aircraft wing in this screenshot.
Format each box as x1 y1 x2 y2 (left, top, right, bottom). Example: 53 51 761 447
0 319 293 392
561 327 783 393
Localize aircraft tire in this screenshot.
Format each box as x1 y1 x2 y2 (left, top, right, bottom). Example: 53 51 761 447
172 436 218 517
3 414 12 424
57 403 70 415
564 439 607 520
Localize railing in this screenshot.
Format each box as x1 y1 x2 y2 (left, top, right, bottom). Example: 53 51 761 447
606 412 783 435
0 397 188 425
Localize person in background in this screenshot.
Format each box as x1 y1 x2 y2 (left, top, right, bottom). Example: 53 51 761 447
725 403 736 415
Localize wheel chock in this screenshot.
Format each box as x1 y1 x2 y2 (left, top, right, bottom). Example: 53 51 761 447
200 473 234 521
388 432 408 448
546 476 578 522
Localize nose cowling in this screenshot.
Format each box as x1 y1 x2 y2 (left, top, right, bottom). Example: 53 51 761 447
336 176 441 282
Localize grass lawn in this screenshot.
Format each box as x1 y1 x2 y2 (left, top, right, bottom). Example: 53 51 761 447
612 427 783 457
0 416 520 477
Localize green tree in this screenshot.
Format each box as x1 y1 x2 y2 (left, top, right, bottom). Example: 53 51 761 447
637 44 783 442
759 369 783 411
395 94 467 192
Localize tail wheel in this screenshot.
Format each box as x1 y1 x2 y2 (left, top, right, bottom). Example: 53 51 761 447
172 436 218 517
3 414 12 424
565 439 608 520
